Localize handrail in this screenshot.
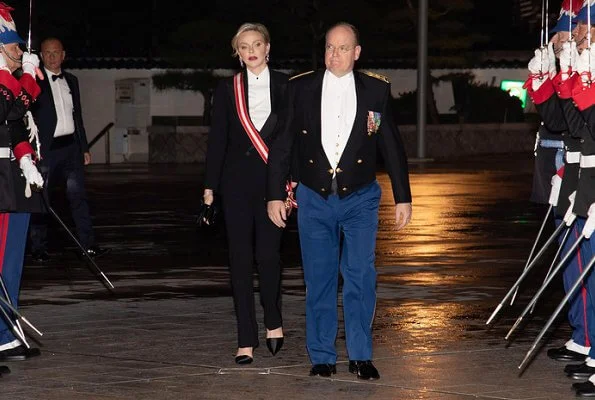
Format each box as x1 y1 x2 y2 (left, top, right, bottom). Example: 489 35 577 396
88 122 114 149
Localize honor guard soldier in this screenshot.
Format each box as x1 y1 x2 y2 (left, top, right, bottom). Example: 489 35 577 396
0 2 44 364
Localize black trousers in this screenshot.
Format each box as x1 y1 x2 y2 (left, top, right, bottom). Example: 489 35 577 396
222 191 283 348
29 137 95 252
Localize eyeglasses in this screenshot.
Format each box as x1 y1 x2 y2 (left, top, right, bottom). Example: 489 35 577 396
325 44 355 54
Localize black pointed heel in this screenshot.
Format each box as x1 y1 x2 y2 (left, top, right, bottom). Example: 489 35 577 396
235 355 253 365
266 337 284 355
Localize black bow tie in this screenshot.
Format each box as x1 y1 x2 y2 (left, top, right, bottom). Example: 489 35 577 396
51 73 64 81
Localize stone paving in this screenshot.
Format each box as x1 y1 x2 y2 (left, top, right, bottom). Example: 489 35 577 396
0 155 585 399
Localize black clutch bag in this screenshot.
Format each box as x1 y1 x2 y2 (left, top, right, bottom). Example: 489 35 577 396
196 198 220 227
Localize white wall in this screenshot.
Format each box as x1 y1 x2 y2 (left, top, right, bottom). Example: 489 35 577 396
71 68 205 164
70 67 530 164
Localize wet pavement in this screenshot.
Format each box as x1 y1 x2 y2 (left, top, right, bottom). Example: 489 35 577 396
0 154 584 399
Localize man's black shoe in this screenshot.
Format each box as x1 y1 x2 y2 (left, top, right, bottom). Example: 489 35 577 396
547 346 587 362
81 246 110 259
0 345 40 361
566 363 595 380
349 360 380 380
576 382 595 397
309 364 336 377
574 381 595 392
0 365 9 374
566 362 588 374
31 250 50 263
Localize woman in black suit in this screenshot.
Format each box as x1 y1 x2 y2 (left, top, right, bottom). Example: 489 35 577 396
202 23 288 364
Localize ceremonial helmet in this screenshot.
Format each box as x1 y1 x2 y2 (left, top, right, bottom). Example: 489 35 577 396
550 0 584 34
573 0 595 24
0 2 24 45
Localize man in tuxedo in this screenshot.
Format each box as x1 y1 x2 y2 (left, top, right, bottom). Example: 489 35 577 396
267 22 412 380
29 37 107 261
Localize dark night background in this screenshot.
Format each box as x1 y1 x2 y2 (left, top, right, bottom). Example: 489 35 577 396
10 0 546 67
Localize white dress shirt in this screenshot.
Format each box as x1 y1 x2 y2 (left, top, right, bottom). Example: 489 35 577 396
246 66 271 131
45 67 75 138
321 70 356 170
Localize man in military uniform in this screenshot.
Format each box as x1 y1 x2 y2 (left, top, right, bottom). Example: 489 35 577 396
523 0 593 365
267 22 412 380
0 2 44 366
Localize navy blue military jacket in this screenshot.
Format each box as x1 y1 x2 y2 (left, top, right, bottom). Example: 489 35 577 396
0 72 42 212
267 69 411 204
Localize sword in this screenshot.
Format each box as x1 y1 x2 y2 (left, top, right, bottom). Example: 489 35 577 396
505 232 584 340
0 273 28 348
510 204 554 305
27 0 32 52
519 252 595 372
545 0 548 44
486 218 569 325
540 0 545 48
40 196 115 290
530 224 571 314
0 274 42 338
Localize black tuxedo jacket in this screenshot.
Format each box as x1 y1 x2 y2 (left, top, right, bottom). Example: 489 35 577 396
32 68 89 160
267 70 412 204
204 69 289 196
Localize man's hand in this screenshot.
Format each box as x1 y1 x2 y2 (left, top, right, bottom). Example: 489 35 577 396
21 52 43 80
0 53 8 72
19 154 43 197
559 41 578 79
83 152 91 165
576 48 595 84
268 200 287 228
528 47 549 90
528 48 548 76
547 42 557 79
395 202 412 231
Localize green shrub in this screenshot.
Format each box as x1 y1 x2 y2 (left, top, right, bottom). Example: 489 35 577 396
392 81 524 124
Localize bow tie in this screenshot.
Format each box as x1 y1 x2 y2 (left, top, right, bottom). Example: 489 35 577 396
51 73 64 81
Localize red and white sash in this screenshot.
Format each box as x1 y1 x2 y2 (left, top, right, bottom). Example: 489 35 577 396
232 72 297 210
233 73 269 163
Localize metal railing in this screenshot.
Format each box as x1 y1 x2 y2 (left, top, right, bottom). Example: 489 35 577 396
88 122 114 164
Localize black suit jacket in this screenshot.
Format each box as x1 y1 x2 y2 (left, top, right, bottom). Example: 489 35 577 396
32 68 89 161
204 69 289 196
267 70 412 204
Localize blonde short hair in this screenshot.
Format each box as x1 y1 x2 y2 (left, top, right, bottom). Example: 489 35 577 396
231 23 270 57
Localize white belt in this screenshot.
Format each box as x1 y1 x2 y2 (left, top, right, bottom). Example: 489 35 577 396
0 147 11 159
581 154 595 168
566 151 581 164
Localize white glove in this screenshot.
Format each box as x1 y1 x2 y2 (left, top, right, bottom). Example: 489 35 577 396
528 48 549 90
0 53 8 72
576 48 595 84
548 173 562 206
559 41 578 79
21 52 39 78
563 191 577 226
583 203 595 239
19 154 43 198
547 42 557 79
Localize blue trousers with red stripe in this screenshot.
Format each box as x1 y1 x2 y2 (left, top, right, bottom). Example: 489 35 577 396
296 181 380 365
561 217 593 349
0 213 29 346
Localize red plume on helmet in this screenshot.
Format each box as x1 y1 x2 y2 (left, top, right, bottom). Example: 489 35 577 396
0 2 23 44
560 0 584 16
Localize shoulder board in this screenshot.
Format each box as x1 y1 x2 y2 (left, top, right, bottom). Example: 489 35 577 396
360 70 390 83
289 71 315 81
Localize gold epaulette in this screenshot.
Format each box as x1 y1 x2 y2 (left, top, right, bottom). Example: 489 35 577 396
360 70 390 83
289 70 314 81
